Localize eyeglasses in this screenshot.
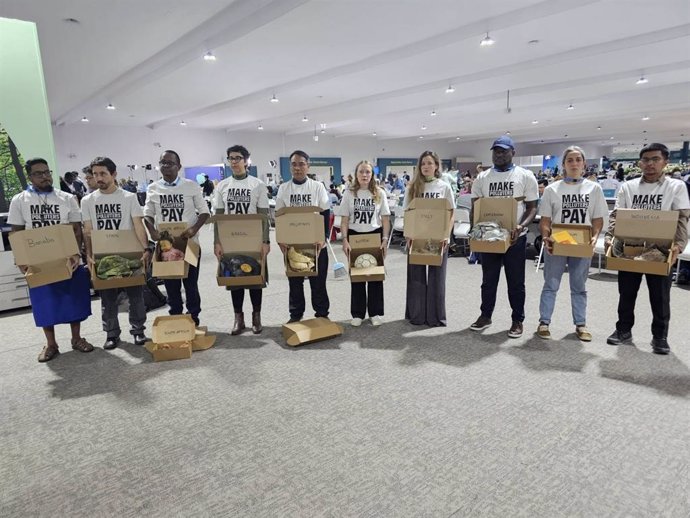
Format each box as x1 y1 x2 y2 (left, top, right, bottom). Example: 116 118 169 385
640 156 664 164
30 170 52 177
159 160 178 167
227 156 244 162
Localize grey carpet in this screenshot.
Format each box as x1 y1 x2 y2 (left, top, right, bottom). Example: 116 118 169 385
1 225 689 517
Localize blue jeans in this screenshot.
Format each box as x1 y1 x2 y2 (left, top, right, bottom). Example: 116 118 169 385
538 253 590 326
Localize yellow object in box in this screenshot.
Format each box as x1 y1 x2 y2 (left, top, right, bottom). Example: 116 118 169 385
552 230 578 245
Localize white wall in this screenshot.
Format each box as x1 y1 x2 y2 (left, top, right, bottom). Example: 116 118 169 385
53 124 614 182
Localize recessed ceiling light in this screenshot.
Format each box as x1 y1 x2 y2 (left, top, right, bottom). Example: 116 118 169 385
80 116 89 123
372 132 377 137
430 110 437 117
269 94 279 103
610 136 614 139
636 76 648 85
480 32 495 47
641 115 650 121
421 125 427 130
302 115 309 122
597 126 601 130
445 85 455 94
456 136 461 140
532 120 539 124
179 120 187 126
106 103 115 110
528 39 539 45
567 104 574 110
506 131 511 135
418 136 424 139
320 129 326 134
257 124 264 130
203 51 216 62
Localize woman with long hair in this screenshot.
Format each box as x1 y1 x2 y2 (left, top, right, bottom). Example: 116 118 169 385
404 150 455 326
339 160 391 326
537 145 607 341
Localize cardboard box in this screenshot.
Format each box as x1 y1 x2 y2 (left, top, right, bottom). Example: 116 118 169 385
214 214 266 287
275 206 324 277
282 317 344 347
9 224 79 288
606 209 677 276
90 229 146 290
152 222 200 279
469 197 518 254
349 233 385 282
144 315 216 362
550 224 594 258
408 239 444 266
403 198 454 265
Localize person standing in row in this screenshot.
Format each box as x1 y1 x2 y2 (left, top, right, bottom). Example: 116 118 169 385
339 160 391 327
536 146 607 341
404 150 455 327
144 150 210 326
8 158 93 362
605 143 690 354
213 145 270 334
470 136 539 338
82 157 152 349
275 150 331 323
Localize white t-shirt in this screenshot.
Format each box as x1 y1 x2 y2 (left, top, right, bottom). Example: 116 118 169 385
539 179 608 226
81 188 143 231
337 187 391 232
402 178 455 209
615 177 690 211
471 165 539 223
8 188 81 229
213 175 268 215
275 178 330 210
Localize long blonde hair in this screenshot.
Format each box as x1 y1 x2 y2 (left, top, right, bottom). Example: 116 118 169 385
406 150 441 202
351 160 380 203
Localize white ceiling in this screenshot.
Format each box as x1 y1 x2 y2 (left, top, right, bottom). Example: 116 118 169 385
2 0 689 148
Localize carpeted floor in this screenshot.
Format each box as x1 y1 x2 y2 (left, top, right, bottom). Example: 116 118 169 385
1 226 689 517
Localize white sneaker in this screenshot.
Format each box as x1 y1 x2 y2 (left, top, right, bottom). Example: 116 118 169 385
351 318 363 327
371 315 383 326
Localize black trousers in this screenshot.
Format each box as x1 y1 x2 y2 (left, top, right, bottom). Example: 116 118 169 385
231 288 262 313
405 249 448 327
616 270 673 339
349 228 384 319
479 235 527 322
288 247 329 319
164 252 201 325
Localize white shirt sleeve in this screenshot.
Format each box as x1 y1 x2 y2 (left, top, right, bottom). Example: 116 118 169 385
213 181 223 212
379 189 391 216
672 180 690 210
615 182 630 209
131 193 144 218
443 183 455 206
81 196 93 226
590 184 608 220
336 190 351 218
539 187 554 219
524 172 539 203
316 182 330 211
471 174 484 198
275 184 287 210
144 188 156 218
67 194 81 223
256 182 269 210
191 182 210 215
7 195 25 227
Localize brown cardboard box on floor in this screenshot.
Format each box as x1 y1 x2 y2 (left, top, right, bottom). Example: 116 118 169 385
90 229 146 290
152 222 200 279
349 233 385 282
606 209 677 276
144 315 216 361
282 317 344 346
403 198 454 265
551 224 594 258
469 197 518 254
214 214 266 287
275 206 324 277
9 224 80 288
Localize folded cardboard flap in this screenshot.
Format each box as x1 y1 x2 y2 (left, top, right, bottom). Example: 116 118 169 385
9 224 79 266
215 214 264 253
275 206 324 245
282 317 344 346
408 239 444 266
25 258 74 287
472 197 518 229
403 198 454 240
145 316 216 361
614 209 677 243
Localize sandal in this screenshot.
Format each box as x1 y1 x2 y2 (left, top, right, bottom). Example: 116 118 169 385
38 345 60 363
71 337 94 353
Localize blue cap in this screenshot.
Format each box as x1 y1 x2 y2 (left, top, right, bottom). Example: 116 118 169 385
491 135 514 150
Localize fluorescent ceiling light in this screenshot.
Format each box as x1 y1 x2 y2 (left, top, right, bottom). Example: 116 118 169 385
480 33 495 46
81 116 89 122
641 115 650 121
445 85 455 94
203 51 216 62
106 103 115 110
179 120 187 126
270 94 279 103
636 76 648 85
531 120 539 124
567 104 574 110
430 110 437 116
302 115 308 122
257 124 264 130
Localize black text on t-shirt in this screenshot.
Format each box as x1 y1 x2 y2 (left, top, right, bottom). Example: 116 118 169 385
290 194 312 206
561 194 589 224
353 198 374 225
489 181 514 197
226 188 251 214
423 192 441 199
30 204 61 228
631 194 663 210
160 194 184 221
95 203 123 229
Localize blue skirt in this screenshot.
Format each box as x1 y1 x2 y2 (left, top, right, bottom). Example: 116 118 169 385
29 265 92 328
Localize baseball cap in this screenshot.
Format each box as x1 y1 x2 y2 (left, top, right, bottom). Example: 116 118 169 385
491 135 515 150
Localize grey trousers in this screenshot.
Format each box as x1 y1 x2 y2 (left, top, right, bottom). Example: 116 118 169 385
405 250 448 327
100 286 146 339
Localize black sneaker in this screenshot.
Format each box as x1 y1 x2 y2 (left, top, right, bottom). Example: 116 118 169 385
606 330 632 345
287 317 302 324
104 337 120 350
134 334 148 346
651 337 670 355
470 316 492 331
507 321 524 338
